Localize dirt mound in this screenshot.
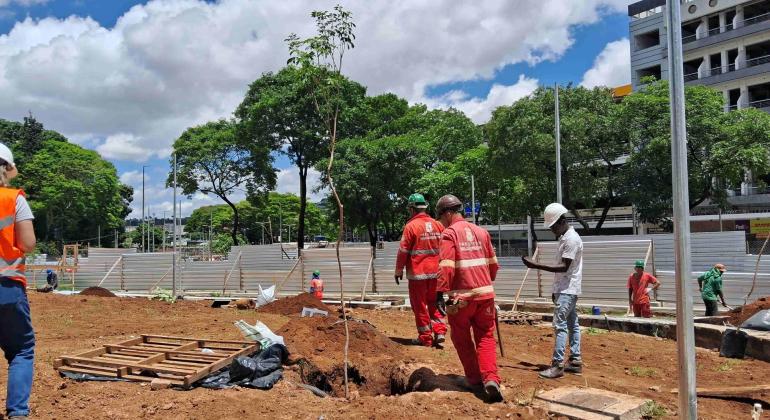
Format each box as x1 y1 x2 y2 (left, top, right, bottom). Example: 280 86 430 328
728 296 770 326
257 293 331 316
79 287 116 297
278 316 403 397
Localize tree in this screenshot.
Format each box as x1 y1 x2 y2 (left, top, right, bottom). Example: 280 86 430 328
236 66 364 252
487 85 628 232
168 119 275 245
620 80 770 222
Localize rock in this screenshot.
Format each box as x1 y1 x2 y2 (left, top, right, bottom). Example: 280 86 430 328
150 379 172 391
649 385 661 392
161 402 174 410
57 382 68 390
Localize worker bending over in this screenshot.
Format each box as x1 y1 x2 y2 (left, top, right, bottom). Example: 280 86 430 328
698 263 729 316
522 203 583 379
627 260 659 318
395 193 446 348
435 194 502 402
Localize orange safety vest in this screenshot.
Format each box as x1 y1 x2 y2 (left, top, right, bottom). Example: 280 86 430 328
310 278 323 299
0 188 27 287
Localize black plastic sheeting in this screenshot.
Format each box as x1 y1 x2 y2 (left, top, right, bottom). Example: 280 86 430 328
200 344 288 390
58 344 289 390
741 309 770 331
720 329 748 359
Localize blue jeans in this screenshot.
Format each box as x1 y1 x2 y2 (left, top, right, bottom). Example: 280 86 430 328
0 279 35 417
552 293 580 365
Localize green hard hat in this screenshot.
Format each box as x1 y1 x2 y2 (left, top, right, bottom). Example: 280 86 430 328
408 193 428 209
634 260 645 268
313 270 320 276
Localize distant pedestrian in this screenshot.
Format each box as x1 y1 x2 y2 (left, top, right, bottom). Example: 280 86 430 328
698 264 728 316
522 203 582 379
627 260 659 318
0 143 37 419
309 270 323 300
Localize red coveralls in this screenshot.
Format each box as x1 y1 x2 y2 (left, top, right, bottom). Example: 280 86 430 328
396 212 447 346
438 219 500 386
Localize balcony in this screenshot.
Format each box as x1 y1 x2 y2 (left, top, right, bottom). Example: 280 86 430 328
749 98 770 110
684 72 699 82
747 54 770 68
682 11 770 45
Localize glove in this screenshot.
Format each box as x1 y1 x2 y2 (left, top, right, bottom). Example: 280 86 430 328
551 293 556 304
394 274 402 285
436 291 446 316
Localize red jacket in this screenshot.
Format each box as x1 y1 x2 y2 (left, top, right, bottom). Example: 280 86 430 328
395 213 443 281
438 219 498 301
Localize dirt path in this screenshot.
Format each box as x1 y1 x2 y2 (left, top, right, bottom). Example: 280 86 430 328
10 293 768 419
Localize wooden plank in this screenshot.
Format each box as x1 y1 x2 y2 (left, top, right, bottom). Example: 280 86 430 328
143 335 254 346
59 356 192 376
73 347 108 358
113 337 145 347
671 384 770 397
183 343 259 387
57 366 184 386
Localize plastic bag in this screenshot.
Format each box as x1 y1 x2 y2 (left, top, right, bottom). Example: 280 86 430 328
720 328 748 359
235 319 285 346
741 309 770 331
255 284 276 307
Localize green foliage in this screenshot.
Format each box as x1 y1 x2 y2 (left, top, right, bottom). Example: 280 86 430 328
629 366 657 377
715 359 741 372
640 401 667 419
125 223 165 250
150 287 175 303
585 327 608 336
168 119 274 246
2 120 132 244
211 232 247 255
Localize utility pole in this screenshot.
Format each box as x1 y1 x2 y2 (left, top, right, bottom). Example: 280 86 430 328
97 225 101 248
666 0 697 417
555 84 563 204
172 154 178 298
471 175 476 223
162 211 166 252
497 189 502 254
209 207 213 261
142 165 147 252
114 229 118 248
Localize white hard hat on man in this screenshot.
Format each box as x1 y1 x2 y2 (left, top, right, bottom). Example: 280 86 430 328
543 202 569 228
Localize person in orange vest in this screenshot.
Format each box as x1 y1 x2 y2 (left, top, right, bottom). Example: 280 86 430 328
0 143 37 418
309 270 323 300
395 193 446 348
434 194 502 403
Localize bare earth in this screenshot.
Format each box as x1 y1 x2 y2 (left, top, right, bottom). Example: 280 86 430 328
7 293 768 419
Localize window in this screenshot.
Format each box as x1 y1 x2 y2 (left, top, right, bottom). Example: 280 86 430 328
637 65 662 82
634 30 660 50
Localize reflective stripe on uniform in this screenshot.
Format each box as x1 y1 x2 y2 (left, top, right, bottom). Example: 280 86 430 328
0 216 13 230
430 317 445 324
408 273 439 280
439 259 455 268
449 285 495 299
455 258 497 269
398 247 409 254
408 249 439 256
417 325 431 332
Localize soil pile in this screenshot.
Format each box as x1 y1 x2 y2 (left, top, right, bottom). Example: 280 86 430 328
728 296 770 326
277 316 403 397
257 293 331 316
78 287 116 297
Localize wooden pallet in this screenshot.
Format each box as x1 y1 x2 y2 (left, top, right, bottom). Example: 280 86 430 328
54 335 260 388
498 311 544 325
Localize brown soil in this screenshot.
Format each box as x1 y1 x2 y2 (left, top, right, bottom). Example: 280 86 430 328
257 292 331 316
727 296 770 326
18 292 770 419
78 286 117 297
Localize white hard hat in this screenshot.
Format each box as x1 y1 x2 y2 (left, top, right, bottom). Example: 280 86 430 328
543 202 569 228
0 143 14 168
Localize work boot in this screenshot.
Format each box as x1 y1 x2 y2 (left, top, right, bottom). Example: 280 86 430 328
410 338 432 347
434 333 446 349
484 381 504 403
564 358 583 375
539 362 564 379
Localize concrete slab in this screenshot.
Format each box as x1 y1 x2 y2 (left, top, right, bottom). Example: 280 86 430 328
534 386 650 420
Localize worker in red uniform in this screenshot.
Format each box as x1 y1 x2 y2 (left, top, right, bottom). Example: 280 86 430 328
309 270 323 300
395 193 446 348
627 260 660 318
434 194 502 403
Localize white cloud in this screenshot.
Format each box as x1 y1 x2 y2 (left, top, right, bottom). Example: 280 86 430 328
96 133 155 162
0 0 49 7
119 170 145 186
0 0 630 164
276 168 325 202
423 75 539 123
580 38 631 88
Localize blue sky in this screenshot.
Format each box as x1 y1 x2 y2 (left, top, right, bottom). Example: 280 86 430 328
0 0 633 218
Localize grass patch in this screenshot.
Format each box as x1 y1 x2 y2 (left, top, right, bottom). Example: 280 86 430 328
715 359 741 372
640 401 667 419
585 327 607 336
629 366 657 378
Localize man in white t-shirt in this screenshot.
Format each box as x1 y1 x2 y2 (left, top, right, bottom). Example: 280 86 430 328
522 202 583 379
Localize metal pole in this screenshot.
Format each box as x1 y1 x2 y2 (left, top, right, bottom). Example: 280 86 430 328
172 154 178 298
666 1 697 417
555 84 562 204
114 229 118 248
471 174 476 223
97 225 101 248
719 208 723 232
162 211 166 252
142 166 146 253
527 215 533 256
497 189 502 254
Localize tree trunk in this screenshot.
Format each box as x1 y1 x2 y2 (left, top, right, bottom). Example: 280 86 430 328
367 222 377 248
568 205 591 231
298 167 308 252
222 196 240 246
